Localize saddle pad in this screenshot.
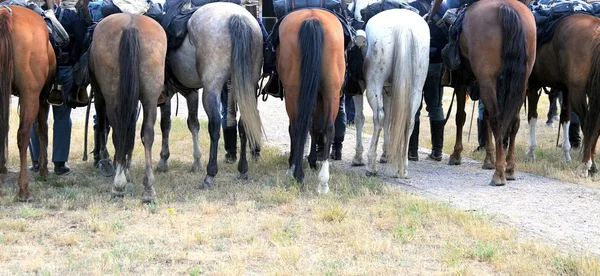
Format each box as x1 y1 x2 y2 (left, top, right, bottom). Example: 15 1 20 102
273 0 342 19
359 0 418 26
113 0 149 14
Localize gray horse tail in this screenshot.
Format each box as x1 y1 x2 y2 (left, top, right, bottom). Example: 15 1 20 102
0 9 13 169
115 23 141 166
228 14 263 150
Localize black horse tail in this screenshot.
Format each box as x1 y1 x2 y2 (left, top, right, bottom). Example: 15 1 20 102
293 18 324 180
583 37 600 153
228 13 263 150
0 10 13 167
497 5 528 136
114 24 140 166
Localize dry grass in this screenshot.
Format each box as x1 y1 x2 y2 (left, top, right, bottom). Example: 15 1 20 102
0 106 598 275
356 88 600 188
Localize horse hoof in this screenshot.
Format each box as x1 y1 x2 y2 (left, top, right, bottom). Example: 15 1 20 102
317 183 329 195
352 160 365 167
237 172 249 180
576 164 590 178
200 176 214 189
482 162 495 170
365 170 377 177
448 158 461 166
379 155 388 164
489 177 506 186
155 160 169 173
142 189 156 204
15 195 34 203
98 159 115 178
506 171 516 181
526 150 536 161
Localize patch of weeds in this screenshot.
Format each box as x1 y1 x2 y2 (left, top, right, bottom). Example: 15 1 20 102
553 254 600 275
145 201 159 214
194 232 208 245
188 265 202 276
214 241 227 251
391 224 417 242
56 187 77 200
112 221 125 233
262 185 298 206
466 242 499 262
317 204 348 223
444 242 462 267
278 246 301 266
18 206 43 219
0 219 27 232
271 220 301 246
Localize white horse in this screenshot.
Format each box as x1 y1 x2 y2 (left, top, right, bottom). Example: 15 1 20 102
351 8 430 177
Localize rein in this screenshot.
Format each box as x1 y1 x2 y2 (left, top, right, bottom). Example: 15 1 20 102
444 89 456 126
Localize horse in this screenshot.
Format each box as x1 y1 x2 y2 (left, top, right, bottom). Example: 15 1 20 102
525 14 600 177
157 3 263 188
349 8 430 178
89 13 166 202
277 9 345 194
445 0 536 186
0 6 55 201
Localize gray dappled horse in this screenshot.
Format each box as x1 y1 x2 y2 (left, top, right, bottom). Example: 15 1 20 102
157 3 264 188
90 14 167 202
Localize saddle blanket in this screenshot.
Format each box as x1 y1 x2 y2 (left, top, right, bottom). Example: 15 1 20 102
273 0 343 19
359 0 418 26
530 0 598 45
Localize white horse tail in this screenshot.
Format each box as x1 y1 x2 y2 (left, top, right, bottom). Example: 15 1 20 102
228 14 264 150
388 23 428 176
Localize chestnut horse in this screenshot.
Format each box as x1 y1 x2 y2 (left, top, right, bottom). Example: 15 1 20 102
526 14 600 177
89 14 166 202
0 6 55 201
444 0 536 186
278 9 345 194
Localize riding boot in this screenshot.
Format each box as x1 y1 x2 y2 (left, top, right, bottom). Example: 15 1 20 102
569 122 581 149
330 136 343 160
223 126 237 163
428 120 444 161
408 122 420 161
475 119 486 152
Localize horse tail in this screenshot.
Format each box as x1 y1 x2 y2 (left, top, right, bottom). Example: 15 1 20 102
497 5 528 136
228 13 263 149
0 10 13 164
583 37 600 152
294 18 323 171
114 24 141 166
388 24 425 174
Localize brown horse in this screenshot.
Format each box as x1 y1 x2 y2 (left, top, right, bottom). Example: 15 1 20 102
89 14 166 202
278 9 345 194
526 14 600 177
0 6 55 201
444 0 536 186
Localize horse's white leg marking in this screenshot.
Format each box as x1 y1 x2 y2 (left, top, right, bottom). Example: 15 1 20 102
317 160 330 195
527 118 537 160
562 121 572 162
112 164 127 196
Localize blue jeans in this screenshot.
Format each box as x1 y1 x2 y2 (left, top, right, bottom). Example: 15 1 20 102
30 66 73 163
446 0 461 8
345 94 355 123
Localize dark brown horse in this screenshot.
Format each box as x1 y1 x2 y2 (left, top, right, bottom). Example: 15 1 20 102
0 6 55 201
438 0 537 186
89 14 166 202
278 9 345 194
526 14 600 177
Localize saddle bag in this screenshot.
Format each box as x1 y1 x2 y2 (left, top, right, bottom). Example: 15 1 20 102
273 0 342 19
73 51 91 89
342 72 362 96
360 0 419 26
346 45 364 82
441 42 461 71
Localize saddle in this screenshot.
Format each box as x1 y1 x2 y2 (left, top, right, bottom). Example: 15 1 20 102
261 7 354 99
101 0 164 23
161 0 241 51
0 0 70 48
529 0 595 46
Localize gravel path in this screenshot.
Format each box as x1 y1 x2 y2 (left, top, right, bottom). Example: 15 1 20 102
45 91 600 256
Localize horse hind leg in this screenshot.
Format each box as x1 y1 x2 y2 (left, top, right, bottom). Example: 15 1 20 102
140 100 157 203
318 118 334 195
526 88 540 160
379 91 392 164
506 116 520 180
352 91 366 166
365 82 385 176
16 89 41 202
185 91 202 172
559 96 573 163
448 85 467 165
156 93 173 172
200 88 221 189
